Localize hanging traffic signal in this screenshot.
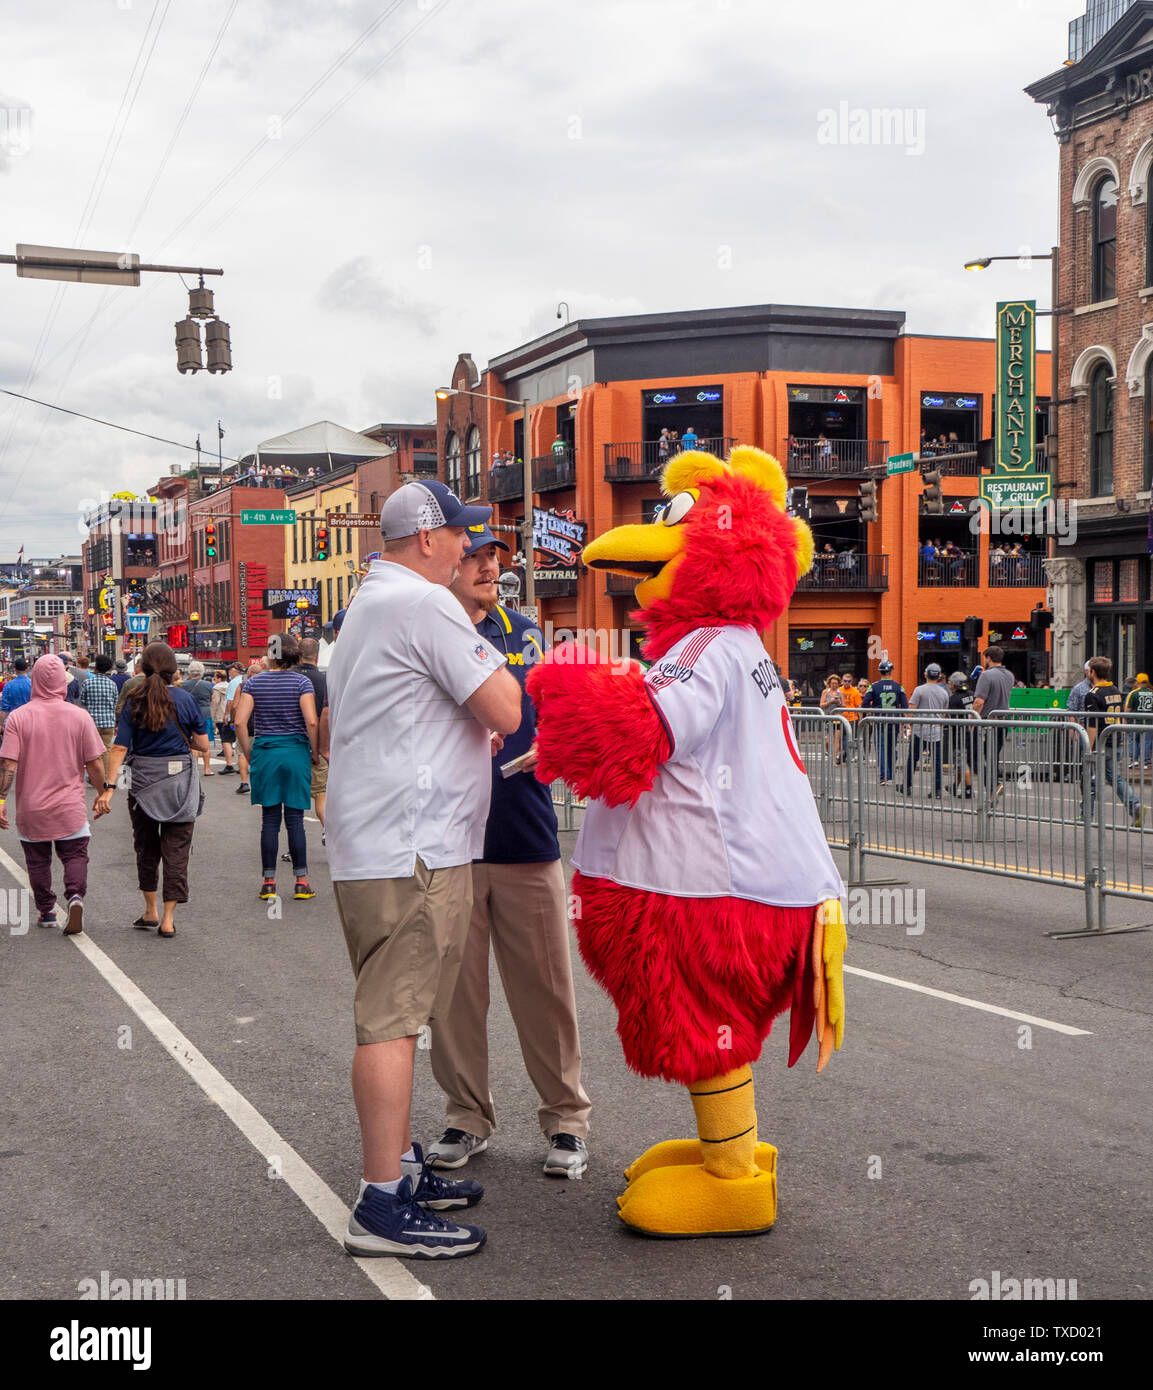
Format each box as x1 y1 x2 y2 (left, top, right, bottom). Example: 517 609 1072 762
962 616 984 642
859 478 878 525
175 316 203 373
785 486 810 521
315 526 329 561
922 468 944 515
205 520 217 558
205 317 232 373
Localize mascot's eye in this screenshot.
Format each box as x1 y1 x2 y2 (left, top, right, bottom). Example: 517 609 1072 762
658 490 697 526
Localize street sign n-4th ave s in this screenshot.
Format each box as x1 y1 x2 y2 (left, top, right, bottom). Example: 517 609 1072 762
240 509 295 524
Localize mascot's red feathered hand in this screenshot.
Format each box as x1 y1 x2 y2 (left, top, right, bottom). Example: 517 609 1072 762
526 445 847 1240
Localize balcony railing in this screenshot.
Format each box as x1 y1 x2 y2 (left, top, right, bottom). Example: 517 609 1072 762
917 549 978 587
604 438 736 482
488 461 524 502
795 553 889 591
782 438 889 476
989 551 1047 587
533 452 576 492
919 443 1050 476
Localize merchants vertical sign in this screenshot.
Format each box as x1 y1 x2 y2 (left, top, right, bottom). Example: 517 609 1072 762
996 300 1035 472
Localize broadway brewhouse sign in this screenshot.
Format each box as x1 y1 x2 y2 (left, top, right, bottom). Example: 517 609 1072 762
532 507 586 579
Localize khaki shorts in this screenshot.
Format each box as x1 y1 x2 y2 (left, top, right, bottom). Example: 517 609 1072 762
311 754 328 796
334 859 473 1045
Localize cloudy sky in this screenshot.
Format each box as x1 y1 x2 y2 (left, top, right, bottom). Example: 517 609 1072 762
1 0 1079 557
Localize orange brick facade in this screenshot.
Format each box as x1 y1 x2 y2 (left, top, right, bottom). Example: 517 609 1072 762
436 317 1050 692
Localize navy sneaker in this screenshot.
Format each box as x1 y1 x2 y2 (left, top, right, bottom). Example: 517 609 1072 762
344 1175 485 1259
404 1142 483 1210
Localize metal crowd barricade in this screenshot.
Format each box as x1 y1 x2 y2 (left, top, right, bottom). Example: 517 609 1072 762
852 709 1099 931
549 778 586 832
548 704 1152 937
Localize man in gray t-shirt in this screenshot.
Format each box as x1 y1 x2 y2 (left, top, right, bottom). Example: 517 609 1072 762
904 663 950 794
973 649 1014 718
973 646 1014 802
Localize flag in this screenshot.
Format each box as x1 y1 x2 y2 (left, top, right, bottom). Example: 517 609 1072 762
16 545 23 558
218 421 225 440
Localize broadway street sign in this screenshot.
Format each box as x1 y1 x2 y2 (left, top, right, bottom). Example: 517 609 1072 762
886 452 915 475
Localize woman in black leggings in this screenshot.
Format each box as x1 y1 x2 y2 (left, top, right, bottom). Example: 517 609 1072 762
232 634 319 901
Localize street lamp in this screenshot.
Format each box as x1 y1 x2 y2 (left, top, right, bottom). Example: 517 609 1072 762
963 246 1061 452
436 386 538 616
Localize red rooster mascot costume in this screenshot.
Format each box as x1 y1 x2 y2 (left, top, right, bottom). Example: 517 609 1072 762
526 445 847 1238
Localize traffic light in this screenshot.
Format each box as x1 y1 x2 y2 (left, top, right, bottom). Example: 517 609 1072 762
315 526 329 562
962 616 984 642
785 486 810 520
175 316 203 373
205 520 216 559
205 317 232 374
922 468 944 515
859 478 878 525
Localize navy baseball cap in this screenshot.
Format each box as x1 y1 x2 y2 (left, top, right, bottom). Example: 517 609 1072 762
463 524 510 556
379 480 490 540
332 607 348 633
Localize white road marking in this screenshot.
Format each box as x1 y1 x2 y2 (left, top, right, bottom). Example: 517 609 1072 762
845 965 1093 1035
0 843 433 1301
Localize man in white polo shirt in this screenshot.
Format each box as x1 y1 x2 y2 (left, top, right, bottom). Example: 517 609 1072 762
326 479 522 1260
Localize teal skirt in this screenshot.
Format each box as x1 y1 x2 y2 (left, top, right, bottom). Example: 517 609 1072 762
249 734 311 810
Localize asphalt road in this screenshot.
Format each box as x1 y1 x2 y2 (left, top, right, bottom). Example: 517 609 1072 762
1 756 1150 1303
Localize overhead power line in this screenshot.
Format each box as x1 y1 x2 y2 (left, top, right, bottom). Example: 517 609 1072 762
0 387 242 462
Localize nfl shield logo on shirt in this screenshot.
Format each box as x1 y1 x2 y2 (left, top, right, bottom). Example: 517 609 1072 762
474 644 489 661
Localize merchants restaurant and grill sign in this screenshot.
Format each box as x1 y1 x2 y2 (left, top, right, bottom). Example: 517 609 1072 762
980 299 1051 511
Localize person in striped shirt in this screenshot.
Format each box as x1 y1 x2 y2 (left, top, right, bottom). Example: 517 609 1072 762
79 653 120 780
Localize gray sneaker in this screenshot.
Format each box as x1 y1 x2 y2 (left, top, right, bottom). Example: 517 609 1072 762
543 1132 588 1179
428 1128 488 1170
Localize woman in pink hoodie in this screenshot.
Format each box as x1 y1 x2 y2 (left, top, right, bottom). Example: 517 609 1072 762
0 654 109 932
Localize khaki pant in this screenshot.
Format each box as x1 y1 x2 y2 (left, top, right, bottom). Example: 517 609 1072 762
334 860 473 1045
98 726 115 780
430 859 591 1141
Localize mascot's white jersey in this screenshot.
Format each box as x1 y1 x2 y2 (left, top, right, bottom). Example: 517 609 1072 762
572 624 845 908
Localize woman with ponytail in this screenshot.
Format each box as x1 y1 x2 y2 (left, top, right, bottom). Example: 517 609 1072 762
95 642 208 938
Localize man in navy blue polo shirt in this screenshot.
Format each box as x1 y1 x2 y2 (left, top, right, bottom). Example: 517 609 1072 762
430 526 592 1178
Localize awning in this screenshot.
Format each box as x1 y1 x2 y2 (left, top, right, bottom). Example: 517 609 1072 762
250 420 392 471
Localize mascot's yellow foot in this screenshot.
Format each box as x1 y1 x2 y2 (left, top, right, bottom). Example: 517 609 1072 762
616 1159 778 1238
625 1139 778 1184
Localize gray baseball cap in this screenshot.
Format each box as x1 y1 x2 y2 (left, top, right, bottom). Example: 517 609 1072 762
379 480 490 541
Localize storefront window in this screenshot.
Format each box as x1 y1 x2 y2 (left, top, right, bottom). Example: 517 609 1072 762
919 391 980 453
787 627 869 698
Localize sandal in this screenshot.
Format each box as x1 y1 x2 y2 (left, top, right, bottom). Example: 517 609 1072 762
132 915 160 929
158 924 175 939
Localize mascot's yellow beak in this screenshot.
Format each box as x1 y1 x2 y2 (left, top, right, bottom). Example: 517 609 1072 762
582 493 696 608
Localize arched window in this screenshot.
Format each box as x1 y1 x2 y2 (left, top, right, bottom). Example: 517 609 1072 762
1146 357 1153 491
445 431 461 495
1090 363 1113 496
465 426 481 498
1147 186 1153 289
1093 176 1118 302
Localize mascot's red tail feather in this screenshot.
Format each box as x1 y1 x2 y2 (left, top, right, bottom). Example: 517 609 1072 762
787 914 819 1067
527 647 670 807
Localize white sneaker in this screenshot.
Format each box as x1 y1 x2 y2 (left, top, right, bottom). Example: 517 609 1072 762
543 1133 588 1179
428 1128 488 1170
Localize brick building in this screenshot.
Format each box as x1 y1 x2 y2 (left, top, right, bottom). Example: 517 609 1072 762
80 498 158 659
435 307 1051 691
149 472 287 664
1028 0 1153 681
